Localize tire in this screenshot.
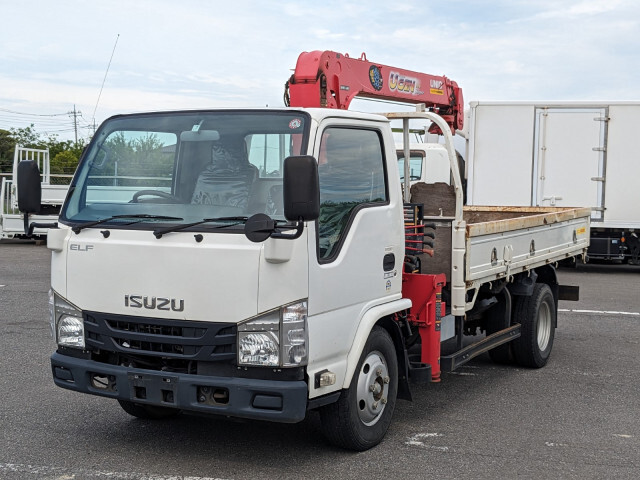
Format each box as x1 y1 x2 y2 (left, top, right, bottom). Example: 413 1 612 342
117 400 180 420
319 326 398 451
512 283 556 368
486 290 515 365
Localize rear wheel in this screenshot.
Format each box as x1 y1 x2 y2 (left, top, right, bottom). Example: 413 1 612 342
512 283 556 368
319 326 398 451
117 400 180 419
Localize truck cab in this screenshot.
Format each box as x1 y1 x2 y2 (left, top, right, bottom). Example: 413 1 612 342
397 143 451 186
48 108 406 444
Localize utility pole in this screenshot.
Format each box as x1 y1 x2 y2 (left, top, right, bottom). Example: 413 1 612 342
67 105 82 144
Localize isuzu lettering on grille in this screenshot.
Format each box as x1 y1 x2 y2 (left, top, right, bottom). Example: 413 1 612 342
124 295 184 312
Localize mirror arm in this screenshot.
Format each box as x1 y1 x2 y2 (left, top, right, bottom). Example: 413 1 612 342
270 219 305 240
23 212 58 237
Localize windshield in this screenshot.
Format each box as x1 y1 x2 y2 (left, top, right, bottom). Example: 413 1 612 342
60 111 309 232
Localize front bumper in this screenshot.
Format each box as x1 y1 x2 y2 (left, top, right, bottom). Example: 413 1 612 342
51 352 308 423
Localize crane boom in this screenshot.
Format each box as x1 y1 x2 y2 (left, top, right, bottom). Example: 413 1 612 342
285 50 464 133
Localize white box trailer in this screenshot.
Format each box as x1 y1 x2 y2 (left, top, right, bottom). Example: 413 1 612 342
464 101 640 264
1 147 69 239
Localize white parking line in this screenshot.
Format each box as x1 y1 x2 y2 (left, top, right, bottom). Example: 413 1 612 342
405 433 450 451
0 463 232 480
559 308 640 316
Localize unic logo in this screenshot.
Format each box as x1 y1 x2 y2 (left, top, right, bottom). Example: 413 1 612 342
389 71 419 94
369 65 383 91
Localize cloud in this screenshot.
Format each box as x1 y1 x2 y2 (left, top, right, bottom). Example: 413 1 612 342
1 0 639 141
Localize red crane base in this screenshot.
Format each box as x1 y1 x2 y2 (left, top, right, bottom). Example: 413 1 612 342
402 273 446 382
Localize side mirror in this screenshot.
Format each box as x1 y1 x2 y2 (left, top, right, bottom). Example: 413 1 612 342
283 155 320 222
17 160 42 214
17 160 58 237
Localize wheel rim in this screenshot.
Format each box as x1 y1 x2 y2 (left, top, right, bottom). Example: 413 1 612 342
356 351 390 426
537 300 552 351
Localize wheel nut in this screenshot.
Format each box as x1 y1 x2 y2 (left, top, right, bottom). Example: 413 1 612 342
376 368 383 377
369 384 376 392
381 397 387 405
384 376 390 384
372 402 378 409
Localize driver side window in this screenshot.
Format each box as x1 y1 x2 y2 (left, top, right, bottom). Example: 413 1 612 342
317 127 387 261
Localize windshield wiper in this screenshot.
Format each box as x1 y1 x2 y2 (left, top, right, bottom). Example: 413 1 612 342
71 214 184 234
153 216 249 239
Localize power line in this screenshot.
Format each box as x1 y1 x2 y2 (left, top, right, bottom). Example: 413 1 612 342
0 106 92 143
0 115 74 125
0 108 69 117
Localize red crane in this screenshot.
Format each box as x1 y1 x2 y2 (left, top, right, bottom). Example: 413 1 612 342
284 50 464 134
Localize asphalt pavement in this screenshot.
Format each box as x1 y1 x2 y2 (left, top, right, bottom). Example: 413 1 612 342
0 241 638 479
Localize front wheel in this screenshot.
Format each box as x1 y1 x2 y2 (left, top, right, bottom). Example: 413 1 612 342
319 326 398 451
512 283 556 368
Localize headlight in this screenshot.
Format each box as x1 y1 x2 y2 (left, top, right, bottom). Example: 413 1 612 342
50 290 85 349
238 311 279 367
58 316 85 348
282 301 308 367
238 300 308 367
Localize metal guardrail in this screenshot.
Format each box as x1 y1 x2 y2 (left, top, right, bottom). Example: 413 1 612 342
49 175 74 186
1 177 11 215
1 172 172 216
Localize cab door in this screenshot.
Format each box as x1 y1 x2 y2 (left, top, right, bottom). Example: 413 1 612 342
306 118 404 387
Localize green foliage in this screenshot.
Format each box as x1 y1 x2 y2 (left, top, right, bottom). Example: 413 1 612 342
88 132 174 187
51 150 80 174
0 123 88 174
10 124 41 148
0 129 13 172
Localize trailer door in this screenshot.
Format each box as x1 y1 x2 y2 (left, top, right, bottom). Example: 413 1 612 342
533 107 607 221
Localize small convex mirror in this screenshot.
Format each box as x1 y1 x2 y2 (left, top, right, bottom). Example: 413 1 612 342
244 213 275 243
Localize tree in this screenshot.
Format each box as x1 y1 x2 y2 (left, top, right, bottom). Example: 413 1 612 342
9 124 41 148
51 150 79 182
0 129 14 172
0 124 88 175
0 125 42 173
47 137 86 181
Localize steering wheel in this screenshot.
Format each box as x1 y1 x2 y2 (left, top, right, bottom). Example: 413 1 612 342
131 190 183 203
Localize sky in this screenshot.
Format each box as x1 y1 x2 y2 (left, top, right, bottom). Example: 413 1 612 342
1 0 639 142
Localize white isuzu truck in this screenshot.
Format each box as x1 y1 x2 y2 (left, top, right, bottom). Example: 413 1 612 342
20 53 591 450
1 147 67 239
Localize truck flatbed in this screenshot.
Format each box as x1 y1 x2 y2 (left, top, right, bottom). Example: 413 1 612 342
463 205 590 294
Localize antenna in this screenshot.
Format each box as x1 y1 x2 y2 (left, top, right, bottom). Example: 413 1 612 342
92 34 120 126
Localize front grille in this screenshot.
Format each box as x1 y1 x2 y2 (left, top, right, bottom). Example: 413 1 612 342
84 312 236 362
